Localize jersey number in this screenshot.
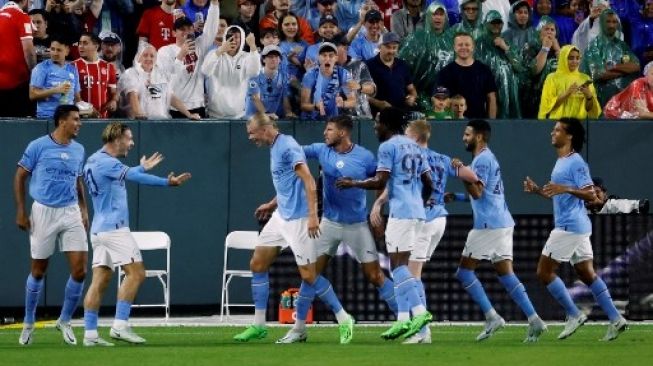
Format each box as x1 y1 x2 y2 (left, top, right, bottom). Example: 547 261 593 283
84 169 99 197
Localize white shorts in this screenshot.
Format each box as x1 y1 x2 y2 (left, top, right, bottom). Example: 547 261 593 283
257 211 317 265
91 228 143 269
410 217 446 262
315 218 379 263
542 229 593 265
29 201 88 259
462 227 513 263
385 218 424 254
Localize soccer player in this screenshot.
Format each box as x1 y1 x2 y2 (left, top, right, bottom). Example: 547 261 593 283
268 115 398 343
370 119 479 344
455 119 546 342
523 117 627 341
233 113 354 344
80 122 190 346
14 105 88 346
336 107 434 341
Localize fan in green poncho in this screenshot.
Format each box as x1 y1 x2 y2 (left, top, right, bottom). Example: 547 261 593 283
475 10 523 119
581 8 640 106
450 0 484 40
398 2 454 113
524 16 561 118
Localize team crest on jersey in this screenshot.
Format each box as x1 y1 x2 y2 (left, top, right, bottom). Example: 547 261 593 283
60 152 70 160
336 160 345 169
69 73 75 79
249 81 257 88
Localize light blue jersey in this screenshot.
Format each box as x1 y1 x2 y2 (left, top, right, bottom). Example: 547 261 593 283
377 135 429 220
304 143 376 224
18 135 85 208
30 59 81 118
271 134 309 220
84 149 168 234
550 153 593 234
469 148 515 229
422 147 457 221
301 66 351 120
245 70 289 118
348 34 381 61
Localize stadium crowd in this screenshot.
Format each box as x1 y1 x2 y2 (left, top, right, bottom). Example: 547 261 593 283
0 0 652 121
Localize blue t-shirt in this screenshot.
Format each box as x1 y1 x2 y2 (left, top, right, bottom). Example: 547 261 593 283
30 59 80 118
279 40 308 81
245 70 289 118
18 135 85 208
301 66 351 120
550 153 593 234
348 33 381 61
271 134 309 220
303 143 376 224
422 147 457 221
469 148 515 229
377 135 429 220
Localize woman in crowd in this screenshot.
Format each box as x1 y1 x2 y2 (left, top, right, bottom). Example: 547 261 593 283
603 60 653 119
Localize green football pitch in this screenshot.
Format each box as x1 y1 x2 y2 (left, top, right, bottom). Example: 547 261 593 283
1 324 652 366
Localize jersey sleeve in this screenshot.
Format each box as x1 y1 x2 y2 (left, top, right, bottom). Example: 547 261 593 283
571 158 593 189
301 69 317 90
472 155 491 186
18 140 40 172
419 149 430 175
136 11 150 38
365 150 377 177
17 12 33 40
282 140 306 169
30 63 47 88
107 63 118 88
72 67 81 94
247 76 261 96
302 143 323 160
443 155 457 177
376 142 393 172
100 157 130 181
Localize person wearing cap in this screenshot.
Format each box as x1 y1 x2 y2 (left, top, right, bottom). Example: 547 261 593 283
136 0 177 50
245 45 295 119
436 32 498 118
481 0 511 32
391 0 425 41
348 9 386 62
233 0 262 45
450 0 485 40
305 14 341 68
366 32 418 115
427 86 453 119
259 0 315 44
333 34 377 118
308 0 338 31
157 0 220 119
300 42 355 119
475 10 523 118
99 32 125 82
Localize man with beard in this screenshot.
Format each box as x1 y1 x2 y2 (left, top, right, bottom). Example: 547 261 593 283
99 31 125 81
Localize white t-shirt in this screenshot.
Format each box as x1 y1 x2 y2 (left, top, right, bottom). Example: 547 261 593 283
119 66 172 119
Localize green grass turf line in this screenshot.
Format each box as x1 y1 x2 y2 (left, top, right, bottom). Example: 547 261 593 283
1 325 652 366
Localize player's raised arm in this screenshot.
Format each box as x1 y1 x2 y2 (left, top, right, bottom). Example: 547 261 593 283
294 163 320 239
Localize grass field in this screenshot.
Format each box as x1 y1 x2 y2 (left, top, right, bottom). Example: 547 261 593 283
1 324 652 366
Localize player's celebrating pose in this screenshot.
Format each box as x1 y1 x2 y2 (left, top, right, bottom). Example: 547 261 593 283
455 120 546 342
234 113 354 344
81 122 191 346
336 107 434 341
15 105 89 346
524 118 627 341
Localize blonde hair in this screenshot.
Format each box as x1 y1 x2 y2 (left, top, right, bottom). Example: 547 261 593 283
407 119 431 142
450 94 466 103
247 112 278 129
102 122 130 144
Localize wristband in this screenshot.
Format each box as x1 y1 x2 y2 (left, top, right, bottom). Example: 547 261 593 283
540 47 550 53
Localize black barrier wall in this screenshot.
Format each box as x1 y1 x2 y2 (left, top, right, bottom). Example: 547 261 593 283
0 119 652 313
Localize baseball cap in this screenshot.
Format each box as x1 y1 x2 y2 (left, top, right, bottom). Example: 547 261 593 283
364 9 382 22
381 32 401 45
433 86 450 99
318 42 338 54
317 0 336 4
174 17 193 30
99 31 121 44
319 14 338 27
485 10 503 24
261 44 282 57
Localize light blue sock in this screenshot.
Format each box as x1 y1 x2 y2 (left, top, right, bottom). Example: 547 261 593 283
84 310 99 331
414 279 427 307
24 274 44 324
115 300 132 321
546 276 580 317
590 277 620 322
296 281 315 321
455 267 493 314
377 278 398 315
251 272 269 310
59 276 84 322
498 273 536 318
312 275 343 313
392 266 423 311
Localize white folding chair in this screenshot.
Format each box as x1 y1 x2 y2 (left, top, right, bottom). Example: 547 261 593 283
118 231 171 319
220 231 259 322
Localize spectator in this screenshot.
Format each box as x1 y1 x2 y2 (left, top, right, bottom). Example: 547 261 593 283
571 0 610 54
137 0 177 50
260 0 315 44
99 31 124 80
118 44 200 120
0 0 35 117
278 11 309 100
348 9 384 61
450 0 484 40
532 0 553 25
524 16 561 118
603 61 653 119
29 9 51 64
482 0 511 31
308 0 337 31
336 0 374 31
305 14 341 68
44 0 84 50
450 93 467 118
73 32 117 118
245 44 295 119
366 32 418 115
202 27 261 118
629 0 653 67
581 9 639 106
260 27 280 47
550 0 580 45
300 41 355 119
538 44 600 119
502 0 537 61
374 0 401 30
426 85 453 119
233 0 261 44
398 2 454 112
436 32 498 118
182 0 210 35
334 34 376 118
391 0 425 41
29 36 81 119
475 10 523 118
425 0 461 25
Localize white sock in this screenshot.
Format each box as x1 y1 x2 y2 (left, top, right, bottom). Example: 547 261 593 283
527 314 540 323
254 309 266 326
411 305 426 316
112 319 128 330
484 308 499 321
84 329 99 339
397 312 410 322
334 309 349 324
292 320 306 331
